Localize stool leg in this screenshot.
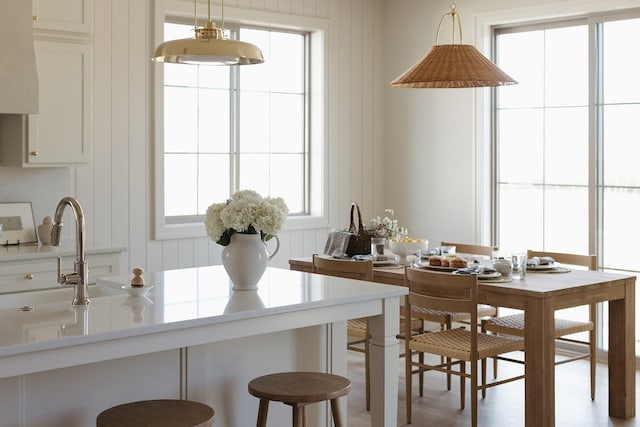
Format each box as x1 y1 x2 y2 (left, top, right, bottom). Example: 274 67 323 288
256 399 269 427
292 403 305 427
330 398 344 427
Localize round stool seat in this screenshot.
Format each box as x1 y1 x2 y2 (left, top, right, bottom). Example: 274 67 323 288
97 399 215 427
248 371 351 427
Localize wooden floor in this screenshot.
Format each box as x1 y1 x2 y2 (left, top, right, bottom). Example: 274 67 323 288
346 351 640 427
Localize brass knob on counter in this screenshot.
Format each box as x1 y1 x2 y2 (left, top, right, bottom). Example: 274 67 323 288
25 273 34 280
30 151 39 157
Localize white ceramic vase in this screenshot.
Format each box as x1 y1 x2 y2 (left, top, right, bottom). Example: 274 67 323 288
221 233 280 290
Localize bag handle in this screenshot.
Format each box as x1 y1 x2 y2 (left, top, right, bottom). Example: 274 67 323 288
349 203 365 234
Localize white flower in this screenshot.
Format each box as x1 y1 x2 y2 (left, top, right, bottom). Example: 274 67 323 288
367 208 408 240
204 190 289 246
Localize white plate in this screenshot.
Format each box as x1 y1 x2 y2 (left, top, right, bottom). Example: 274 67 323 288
527 263 555 270
478 271 502 279
120 284 154 297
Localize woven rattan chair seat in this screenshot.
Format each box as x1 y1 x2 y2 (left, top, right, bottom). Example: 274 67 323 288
410 328 524 360
484 313 593 338
412 304 497 323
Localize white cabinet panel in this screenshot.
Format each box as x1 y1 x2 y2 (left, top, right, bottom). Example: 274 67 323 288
32 0 93 35
28 38 93 165
0 39 93 167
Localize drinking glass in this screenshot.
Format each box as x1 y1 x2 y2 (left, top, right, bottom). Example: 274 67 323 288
370 237 386 260
511 253 527 280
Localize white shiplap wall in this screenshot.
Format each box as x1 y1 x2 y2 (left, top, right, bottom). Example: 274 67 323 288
0 0 386 275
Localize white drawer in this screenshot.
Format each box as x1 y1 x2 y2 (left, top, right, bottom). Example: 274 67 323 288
0 252 121 294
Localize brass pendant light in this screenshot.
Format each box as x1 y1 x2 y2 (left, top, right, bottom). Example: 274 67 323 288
391 1 516 88
152 0 264 65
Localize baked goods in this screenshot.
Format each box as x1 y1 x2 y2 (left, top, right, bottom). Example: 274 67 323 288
428 255 442 266
449 256 467 269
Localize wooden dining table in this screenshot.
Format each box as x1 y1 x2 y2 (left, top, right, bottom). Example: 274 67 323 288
289 256 636 427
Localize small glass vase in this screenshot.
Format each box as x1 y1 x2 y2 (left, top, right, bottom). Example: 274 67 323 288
221 233 280 290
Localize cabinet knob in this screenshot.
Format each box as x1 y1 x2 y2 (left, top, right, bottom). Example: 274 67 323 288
30 151 39 157
32 15 39 21
25 274 34 280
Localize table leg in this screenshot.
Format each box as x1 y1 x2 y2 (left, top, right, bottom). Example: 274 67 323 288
524 297 556 427
608 278 636 419
368 296 400 427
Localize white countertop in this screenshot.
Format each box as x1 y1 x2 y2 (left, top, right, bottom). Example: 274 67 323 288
0 265 407 378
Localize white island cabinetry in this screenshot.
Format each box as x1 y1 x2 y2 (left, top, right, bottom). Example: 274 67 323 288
0 242 124 293
0 266 405 427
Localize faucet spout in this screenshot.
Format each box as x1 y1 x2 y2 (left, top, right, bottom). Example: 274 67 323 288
52 197 89 306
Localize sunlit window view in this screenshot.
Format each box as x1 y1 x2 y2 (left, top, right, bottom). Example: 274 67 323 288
494 16 640 355
162 22 308 219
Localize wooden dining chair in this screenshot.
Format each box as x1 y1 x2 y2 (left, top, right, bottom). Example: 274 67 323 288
412 241 499 391
312 254 420 411
440 241 498 258
312 254 373 410
404 267 525 426
482 250 597 400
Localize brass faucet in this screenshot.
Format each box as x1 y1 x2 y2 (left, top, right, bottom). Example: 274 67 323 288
51 197 89 306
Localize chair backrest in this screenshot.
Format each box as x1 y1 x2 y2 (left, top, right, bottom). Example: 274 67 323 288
441 241 498 257
404 267 478 334
312 254 373 281
526 250 596 270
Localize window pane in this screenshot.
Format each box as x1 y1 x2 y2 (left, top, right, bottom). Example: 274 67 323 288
199 88 230 152
240 91 270 152
270 32 305 93
165 86 198 153
498 109 544 183
270 93 304 153
544 186 588 253
496 31 544 108
545 107 588 185
198 154 230 214
545 26 588 107
603 187 640 271
239 154 269 195
603 104 640 186
498 184 544 251
271 154 304 213
603 18 640 104
165 154 198 216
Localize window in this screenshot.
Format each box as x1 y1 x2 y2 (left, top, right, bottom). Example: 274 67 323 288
493 12 640 354
155 14 318 239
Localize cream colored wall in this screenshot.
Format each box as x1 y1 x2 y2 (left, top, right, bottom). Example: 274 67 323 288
383 0 640 247
0 0 386 274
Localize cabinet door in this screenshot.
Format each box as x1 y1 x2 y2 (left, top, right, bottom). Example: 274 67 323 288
27 38 93 165
32 0 93 35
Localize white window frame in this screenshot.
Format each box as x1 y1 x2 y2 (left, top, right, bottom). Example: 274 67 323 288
152 0 329 240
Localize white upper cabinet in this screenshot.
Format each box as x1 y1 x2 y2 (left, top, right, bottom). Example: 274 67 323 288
0 0 94 167
32 0 93 35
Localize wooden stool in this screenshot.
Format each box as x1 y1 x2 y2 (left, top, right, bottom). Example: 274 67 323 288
248 371 351 427
97 399 215 427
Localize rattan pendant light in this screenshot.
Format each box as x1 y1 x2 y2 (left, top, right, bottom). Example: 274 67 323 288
152 0 264 65
390 1 516 88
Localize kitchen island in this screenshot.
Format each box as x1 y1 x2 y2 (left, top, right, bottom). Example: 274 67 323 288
0 266 406 426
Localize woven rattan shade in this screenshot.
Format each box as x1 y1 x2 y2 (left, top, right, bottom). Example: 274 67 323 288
390 44 517 89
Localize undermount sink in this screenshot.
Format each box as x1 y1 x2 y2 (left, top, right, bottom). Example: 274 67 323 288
0 285 122 311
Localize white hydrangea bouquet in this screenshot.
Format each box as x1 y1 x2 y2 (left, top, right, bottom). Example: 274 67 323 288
205 190 289 246
367 209 408 240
